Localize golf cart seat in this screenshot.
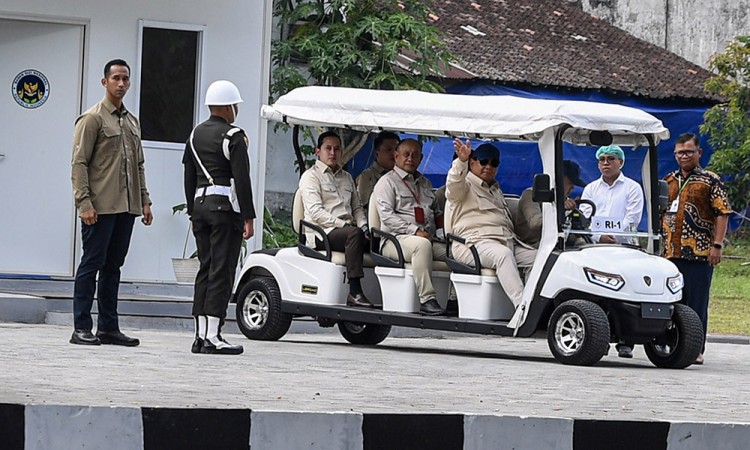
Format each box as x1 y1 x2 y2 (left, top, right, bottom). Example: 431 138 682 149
292 189 376 267
444 199 516 321
368 194 452 313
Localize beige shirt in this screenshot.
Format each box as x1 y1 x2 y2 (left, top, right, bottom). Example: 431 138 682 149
373 166 438 236
299 160 366 243
515 188 542 248
71 98 151 215
356 161 389 208
445 159 514 245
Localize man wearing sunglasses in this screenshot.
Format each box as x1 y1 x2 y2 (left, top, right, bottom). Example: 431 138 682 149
447 140 537 310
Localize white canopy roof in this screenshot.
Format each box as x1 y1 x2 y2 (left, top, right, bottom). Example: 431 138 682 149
261 86 670 146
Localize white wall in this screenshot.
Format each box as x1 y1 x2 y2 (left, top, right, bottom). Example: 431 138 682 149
0 0 271 282
579 0 750 68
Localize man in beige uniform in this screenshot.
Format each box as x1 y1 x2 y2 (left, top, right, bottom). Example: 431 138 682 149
373 139 446 316
447 140 536 308
356 131 399 209
70 59 153 346
299 131 372 308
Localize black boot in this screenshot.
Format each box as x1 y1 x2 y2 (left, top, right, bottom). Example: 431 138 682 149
202 316 244 355
191 315 206 354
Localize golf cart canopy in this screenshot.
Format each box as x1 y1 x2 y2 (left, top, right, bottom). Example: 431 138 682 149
261 86 670 146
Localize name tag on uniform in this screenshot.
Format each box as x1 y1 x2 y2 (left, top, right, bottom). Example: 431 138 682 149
591 216 623 233
668 199 679 213
414 207 426 224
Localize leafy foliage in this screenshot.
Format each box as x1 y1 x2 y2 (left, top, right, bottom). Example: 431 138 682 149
701 36 750 226
271 0 454 165
272 0 452 97
263 207 298 248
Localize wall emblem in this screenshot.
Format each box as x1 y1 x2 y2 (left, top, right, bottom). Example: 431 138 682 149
12 69 50 109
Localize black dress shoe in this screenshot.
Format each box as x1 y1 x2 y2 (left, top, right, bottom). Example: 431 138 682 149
420 298 444 316
616 344 633 358
70 329 101 345
191 338 204 354
96 330 140 347
347 293 373 308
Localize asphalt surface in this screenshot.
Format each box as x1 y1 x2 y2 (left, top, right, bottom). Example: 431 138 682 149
2 322 749 423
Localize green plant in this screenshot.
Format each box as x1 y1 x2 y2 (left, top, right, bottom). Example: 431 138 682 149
701 35 750 229
271 0 455 166
263 207 298 248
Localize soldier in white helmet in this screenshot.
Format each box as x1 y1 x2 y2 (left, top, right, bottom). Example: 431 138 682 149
183 80 255 355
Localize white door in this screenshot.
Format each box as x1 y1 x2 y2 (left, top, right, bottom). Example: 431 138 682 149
0 19 83 276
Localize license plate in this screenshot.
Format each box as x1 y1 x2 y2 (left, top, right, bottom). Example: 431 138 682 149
641 303 673 319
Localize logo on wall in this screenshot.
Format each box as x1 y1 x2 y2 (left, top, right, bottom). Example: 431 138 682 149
12 69 50 109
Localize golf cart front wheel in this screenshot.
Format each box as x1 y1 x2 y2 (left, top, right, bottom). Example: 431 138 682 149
235 277 292 341
644 303 703 369
547 299 610 366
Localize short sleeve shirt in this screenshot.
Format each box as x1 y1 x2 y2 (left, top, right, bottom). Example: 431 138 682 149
661 167 732 261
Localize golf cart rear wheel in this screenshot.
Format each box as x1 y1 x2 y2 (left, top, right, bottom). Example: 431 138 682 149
644 303 703 369
547 300 610 366
235 277 292 341
337 321 391 345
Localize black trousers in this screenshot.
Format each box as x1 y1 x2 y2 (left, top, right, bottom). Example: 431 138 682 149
73 213 135 331
317 226 365 280
671 258 713 352
191 201 244 319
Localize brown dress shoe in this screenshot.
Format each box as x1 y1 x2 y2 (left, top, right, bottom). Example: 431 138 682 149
347 293 373 308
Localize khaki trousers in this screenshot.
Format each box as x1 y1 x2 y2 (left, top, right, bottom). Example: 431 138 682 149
383 236 446 303
453 239 536 306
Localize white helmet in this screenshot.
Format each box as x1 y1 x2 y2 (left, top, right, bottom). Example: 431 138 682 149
204 80 243 106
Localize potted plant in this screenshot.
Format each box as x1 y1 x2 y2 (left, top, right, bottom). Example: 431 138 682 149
171 203 199 284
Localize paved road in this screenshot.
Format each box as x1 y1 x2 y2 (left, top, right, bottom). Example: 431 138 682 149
2 323 748 424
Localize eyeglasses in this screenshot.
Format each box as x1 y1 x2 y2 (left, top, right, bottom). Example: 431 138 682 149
674 150 696 157
598 156 619 164
477 158 500 168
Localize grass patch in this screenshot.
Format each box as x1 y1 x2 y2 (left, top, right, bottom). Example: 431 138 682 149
709 231 750 336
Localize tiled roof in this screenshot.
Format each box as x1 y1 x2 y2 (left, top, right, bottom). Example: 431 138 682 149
427 0 716 101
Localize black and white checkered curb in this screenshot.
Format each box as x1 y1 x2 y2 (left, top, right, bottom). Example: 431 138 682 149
2 404 748 449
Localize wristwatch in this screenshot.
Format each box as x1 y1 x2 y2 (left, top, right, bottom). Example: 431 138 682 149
712 242 723 249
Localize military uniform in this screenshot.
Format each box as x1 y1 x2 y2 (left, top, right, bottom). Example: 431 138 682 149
183 115 255 352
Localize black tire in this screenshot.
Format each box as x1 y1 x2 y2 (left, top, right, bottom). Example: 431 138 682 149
235 277 292 341
337 321 391 345
644 303 703 369
547 300 610 366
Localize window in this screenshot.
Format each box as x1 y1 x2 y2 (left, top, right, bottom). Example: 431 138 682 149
138 23 202 145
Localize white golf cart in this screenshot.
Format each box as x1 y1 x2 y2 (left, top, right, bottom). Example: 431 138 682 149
234 86 703 368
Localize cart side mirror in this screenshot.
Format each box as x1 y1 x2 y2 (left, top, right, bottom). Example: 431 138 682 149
658 179 669 211
532 174 554 203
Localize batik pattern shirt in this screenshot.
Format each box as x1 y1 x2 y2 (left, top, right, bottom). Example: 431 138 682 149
661 167 732 261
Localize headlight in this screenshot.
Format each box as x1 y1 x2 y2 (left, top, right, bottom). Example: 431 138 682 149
583 267 625 291
666 274 683 294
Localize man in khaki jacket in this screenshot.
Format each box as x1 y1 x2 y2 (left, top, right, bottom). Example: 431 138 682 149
356 131 399 209
373 139 446 315
447 140 536 308
70 59 153 347
298 131 372 308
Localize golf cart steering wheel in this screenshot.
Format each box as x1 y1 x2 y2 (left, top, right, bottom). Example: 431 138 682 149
572 199 596 227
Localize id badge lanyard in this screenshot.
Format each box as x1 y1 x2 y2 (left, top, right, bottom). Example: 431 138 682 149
400 176 426 224
669 173 691 213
